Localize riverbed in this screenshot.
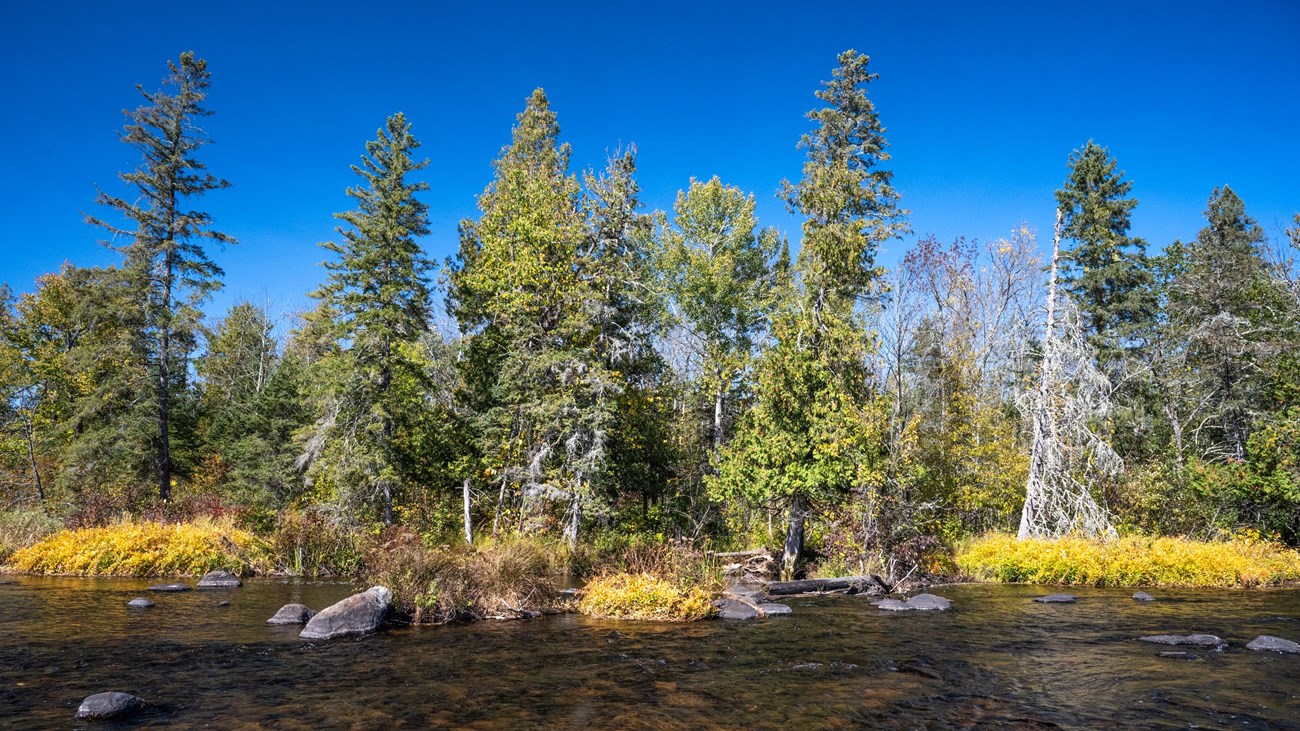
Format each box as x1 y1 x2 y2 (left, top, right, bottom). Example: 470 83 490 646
1 577 1297 729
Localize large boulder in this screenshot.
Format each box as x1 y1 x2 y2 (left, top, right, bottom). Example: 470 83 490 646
267 603 316 625
1246 635 1300 654
1034 593 1076 603
1138 633 1224 648
147 583 190 592
75 692 144 720
197 570 242 588
299 586 392 639
714 598 759 620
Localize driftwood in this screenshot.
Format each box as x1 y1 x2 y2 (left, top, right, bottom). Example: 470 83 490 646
709 549 770 559
764 575 889 596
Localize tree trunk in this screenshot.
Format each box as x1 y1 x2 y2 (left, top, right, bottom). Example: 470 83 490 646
564 485 582 550
158 278 173 504
462 478 473 546
1019 211 1062 539
22 414 44 506
782 494 805 580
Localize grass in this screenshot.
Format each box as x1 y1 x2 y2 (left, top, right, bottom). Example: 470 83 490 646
5 517 271 577
0 508 64 564
956 533 1300 588
577 572 717 621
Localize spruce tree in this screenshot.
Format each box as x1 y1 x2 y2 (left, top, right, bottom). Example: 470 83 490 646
308 113 434 525
86 52 233 501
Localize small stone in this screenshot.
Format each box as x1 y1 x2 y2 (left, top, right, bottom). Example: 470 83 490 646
758 602 792 616
197 570 242 588
147 583 190 592
1034 593 1076 603
217 600 231 607
1132 591 1155 602
1138 633 1225 648
715 598 759 620
1157 651 1200 660
75 691 144 720
267 603 317 625
1246 635 1300 654
126 598 154 608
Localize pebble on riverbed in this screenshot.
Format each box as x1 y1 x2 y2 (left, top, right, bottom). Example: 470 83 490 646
1033 594 1077 603
75 691 144 720
1246 635 1300 654
126 598 154 608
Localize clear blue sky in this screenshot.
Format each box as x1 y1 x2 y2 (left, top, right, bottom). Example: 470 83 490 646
1 0 1297 323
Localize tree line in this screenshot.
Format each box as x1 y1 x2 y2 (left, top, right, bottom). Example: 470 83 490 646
2 50 1298 579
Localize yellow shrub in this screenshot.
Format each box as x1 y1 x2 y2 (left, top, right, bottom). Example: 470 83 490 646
578 572 716 622
956 533 1300 588
5 517 271 577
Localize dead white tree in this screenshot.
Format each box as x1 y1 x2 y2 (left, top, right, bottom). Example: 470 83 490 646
1017 212 1119 540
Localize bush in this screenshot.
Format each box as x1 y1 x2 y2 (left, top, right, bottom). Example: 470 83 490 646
578 572 716 621
358 530 560 623
268 509 363 577
0 509 64 563
956 533 1300 588
6 517 272 577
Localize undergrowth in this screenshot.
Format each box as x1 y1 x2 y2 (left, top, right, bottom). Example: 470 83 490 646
577 572 717 621
0 508 64 563
956 533 1300 588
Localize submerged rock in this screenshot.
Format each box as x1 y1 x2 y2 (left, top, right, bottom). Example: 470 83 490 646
147 583 190 592
217 600 231 607
1157 651 1200 660
75 691 144 720
197 570 242 588
1034 594 1076 603
268 603 317 625
876 593 952 612
299 586 392 640
715 598 759 620
1246 635 1300 654
758 602 792 616
875 598 915 612
126 598 154 608
1132 591 1155 602
1138 634 1224 648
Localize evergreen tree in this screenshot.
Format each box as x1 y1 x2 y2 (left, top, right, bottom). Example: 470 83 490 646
307 113 434 525
1055 141 1155 364
715 50 907 577
86 52 234 501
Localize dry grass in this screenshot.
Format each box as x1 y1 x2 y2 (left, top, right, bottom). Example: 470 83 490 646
957 533 1300 588
0 508 64 564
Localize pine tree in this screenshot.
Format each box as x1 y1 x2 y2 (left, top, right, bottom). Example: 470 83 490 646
715 50 907 578
307 113 434 525
86 52 234 502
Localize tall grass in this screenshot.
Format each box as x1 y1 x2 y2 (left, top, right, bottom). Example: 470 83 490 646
0 508 64 563
957 533 1300 588
6 517 272 577
577 573 717 621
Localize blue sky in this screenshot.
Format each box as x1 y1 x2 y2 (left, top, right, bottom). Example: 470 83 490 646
1 1 1297 323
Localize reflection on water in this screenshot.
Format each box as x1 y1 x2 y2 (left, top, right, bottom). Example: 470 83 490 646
1 578 1297 729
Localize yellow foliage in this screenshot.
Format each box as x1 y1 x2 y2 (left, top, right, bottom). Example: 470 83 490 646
956 533 1300 588
578 572 716 622
6 518 271 577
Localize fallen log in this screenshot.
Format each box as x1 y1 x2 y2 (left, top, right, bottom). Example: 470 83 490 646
709 549 771 559
764 575 889 596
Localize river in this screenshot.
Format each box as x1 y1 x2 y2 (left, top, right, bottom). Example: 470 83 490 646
1 577 1297 729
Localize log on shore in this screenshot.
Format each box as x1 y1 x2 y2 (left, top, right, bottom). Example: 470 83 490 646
764 575 888 596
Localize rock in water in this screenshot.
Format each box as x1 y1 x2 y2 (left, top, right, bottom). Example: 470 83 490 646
1034 594 1076 603
1157 652 1200 660
1132 591 1155 601
758 603 792 616
905 593 952 611
1138 634 1225 648
268 603 317 625
75 692 144 720
875 598 916 612
126 598 154 608
715 598 759 620
299 586 392 639
1246 635 1300 654
197 570 242 588
147 583 190 592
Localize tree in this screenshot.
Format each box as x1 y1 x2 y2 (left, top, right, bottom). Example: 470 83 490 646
86 52 234 501
306 113 435 525
715 50 907 578
1055 141 1155 365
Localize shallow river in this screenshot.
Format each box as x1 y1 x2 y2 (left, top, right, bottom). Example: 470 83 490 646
1 577 1297 729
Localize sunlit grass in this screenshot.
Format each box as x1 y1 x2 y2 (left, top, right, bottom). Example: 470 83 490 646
577 572 717 621
956 533 1300 588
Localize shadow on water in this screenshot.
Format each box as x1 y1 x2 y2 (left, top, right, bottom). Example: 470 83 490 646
1 578 1297 729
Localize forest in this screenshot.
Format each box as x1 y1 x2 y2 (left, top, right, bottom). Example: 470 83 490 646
3 49 1300 591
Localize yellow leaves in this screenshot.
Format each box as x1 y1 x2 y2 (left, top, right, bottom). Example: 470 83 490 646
577 572 716 622
7 518 270 577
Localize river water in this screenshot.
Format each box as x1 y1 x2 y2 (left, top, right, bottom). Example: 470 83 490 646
1 577 1297 729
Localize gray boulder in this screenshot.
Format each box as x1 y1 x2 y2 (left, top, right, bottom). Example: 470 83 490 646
1138 633 1225 648
1132 591 1155 601
715 598 760 620
905 593 952 611
197 570 242 588
875 598 916 612
1246 635 1300 654
1034 593 1076 603
299 586 392 639
75 692 144 720
757 602 792 616
267 603 317 625
146 583 190 592
126 598 154 608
